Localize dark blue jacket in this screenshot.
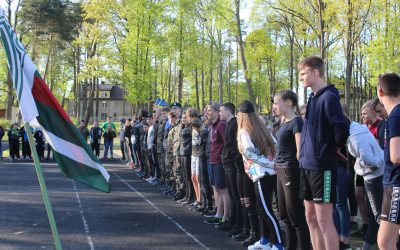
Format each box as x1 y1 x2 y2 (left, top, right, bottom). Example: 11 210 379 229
299 85 349 171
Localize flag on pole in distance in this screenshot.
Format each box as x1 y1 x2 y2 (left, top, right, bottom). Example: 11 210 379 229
0 10 111 193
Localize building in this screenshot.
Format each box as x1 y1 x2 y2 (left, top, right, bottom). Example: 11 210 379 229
67 84 131 123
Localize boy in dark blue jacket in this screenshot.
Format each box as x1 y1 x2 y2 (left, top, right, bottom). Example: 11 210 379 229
376 73 400 250
298 56 349 250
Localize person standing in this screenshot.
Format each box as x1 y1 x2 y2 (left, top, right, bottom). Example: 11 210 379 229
376 73 400 250
237 100 284 250
146 115 161 184
20 126 32 160
298 56 349 250
0 125 4 160
157 108 169 187
190 117 212 212
171 102 185 201
165 111 178 196
180 111 195 206
8 123 21 160
89 120 102 158
272 90 311 250
204 102 231 227
34 128 45 159
119 118 126 162
78 120 89 143
347 119 384 250
219 102 244 235
103 125 116 159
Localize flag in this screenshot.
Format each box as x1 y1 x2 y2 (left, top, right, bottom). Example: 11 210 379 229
0 10 111 193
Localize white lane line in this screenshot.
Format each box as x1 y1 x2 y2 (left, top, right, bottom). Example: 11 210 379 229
111 170 209 250
72 180 95 250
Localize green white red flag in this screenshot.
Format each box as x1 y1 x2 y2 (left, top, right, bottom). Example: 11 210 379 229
0 10 111 193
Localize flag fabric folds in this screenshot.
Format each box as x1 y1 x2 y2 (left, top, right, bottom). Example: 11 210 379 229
0 10 111 193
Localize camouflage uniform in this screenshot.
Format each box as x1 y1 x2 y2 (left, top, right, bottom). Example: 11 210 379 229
156 119 166 181
172 120 184 192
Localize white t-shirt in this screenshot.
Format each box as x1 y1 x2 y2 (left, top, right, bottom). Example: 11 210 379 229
147 125 154 149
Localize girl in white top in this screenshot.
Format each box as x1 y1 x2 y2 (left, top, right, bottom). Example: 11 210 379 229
237 100 283 250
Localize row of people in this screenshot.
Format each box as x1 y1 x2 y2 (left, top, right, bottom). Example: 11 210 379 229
0 124 51 160
121 56 400 250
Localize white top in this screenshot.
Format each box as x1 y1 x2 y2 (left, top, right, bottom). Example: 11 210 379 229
238 128 276 176
147 125 154 149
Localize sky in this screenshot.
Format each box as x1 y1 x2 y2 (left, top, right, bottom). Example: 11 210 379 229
1 0 254 21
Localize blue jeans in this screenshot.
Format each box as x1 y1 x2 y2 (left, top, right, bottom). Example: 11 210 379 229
104 139 113 158
333 166 351 237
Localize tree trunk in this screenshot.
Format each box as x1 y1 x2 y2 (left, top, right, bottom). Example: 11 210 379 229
344 0 353 108
227 43 231 102
5 71 13 120
95 77 99 121
201 66 205 110
195 68 200 110
209 43 213 102
167 58 172 103
217 30 223 103
235 0 255 104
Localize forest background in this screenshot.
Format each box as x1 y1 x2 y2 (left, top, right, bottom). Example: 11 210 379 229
1 0 398 125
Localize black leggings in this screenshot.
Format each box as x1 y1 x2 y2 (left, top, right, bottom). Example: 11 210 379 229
182 155 194 200
9 140 20 159
255 175 283 244
276 168 311 250
348 169 357 217
238 171 259 236
91 142 100 157
200 158 213 207
148 146 161 178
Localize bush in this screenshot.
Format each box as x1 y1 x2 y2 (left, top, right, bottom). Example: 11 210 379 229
0 118 11 130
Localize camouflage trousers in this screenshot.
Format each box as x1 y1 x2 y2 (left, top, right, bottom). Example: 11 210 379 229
173 156 184 191
164 152 174 183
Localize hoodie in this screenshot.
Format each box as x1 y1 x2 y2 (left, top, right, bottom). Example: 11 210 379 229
299 85 349 171
347 121 384 180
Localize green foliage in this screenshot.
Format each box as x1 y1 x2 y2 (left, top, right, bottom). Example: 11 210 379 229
3 0 398 118
0 118 12 130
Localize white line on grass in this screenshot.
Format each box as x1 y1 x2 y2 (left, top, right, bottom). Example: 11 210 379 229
111 170 209 250
72 180 95 250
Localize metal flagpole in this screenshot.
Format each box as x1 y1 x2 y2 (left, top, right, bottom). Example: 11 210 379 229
24 122 62 250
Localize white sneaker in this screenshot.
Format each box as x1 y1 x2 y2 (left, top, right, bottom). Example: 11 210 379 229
146 177 155 182
248 240 272 250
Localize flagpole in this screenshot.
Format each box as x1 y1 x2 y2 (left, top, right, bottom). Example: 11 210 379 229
25 122 62 250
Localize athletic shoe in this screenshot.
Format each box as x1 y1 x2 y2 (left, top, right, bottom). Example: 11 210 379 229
177 197 188 203
271 244 285 250
340 241 352 250
203 217 222 225
233 231 249 241
202 207 216 217
215 219 232 231
241 235 258 247
182 199 195 206
226 227 241 237
247 240 272 250
195 205 206 213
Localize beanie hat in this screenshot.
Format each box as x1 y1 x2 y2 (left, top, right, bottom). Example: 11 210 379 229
239 100 255 113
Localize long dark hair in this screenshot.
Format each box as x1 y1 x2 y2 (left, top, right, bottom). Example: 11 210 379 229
275 90 300 115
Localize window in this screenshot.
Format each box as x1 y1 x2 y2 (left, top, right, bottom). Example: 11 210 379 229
102 101 107 108
114 113 118 119
101 113 107 121
101 92 108 98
